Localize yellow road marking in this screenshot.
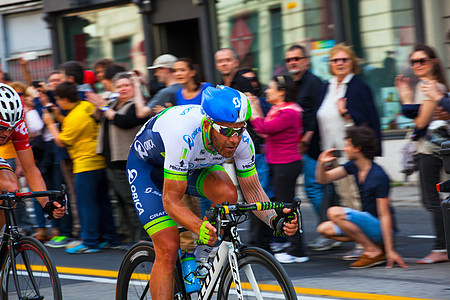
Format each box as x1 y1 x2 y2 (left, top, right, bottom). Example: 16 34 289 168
51 266 432 300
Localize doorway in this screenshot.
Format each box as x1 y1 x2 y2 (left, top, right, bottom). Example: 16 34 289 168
155 19 204 79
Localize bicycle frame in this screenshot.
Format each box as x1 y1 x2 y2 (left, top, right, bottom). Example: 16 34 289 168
0 197 33 299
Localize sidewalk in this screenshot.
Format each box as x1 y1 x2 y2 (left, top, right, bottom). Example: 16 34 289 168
295 181 423 208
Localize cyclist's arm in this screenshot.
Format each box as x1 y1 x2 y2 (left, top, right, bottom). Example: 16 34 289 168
238 174 298 235
162 178 216 242
16 148 65 218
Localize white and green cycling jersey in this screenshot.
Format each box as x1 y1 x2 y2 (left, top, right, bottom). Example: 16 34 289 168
131 104 257 181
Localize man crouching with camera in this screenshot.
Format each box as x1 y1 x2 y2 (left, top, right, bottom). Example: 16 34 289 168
316 125 408 269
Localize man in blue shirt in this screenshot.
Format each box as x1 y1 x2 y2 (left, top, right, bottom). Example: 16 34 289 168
315 126 407 269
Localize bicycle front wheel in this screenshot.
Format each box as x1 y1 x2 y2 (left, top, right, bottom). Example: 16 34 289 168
0 236 62 299
115 241 187 300
217 247 298 299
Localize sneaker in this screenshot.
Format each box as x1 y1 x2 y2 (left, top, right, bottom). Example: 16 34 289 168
342 248 364 261
65 243 100 254
270 242 291 253
350 253 386 269
99 241 122 250
310 238 342 251
45 236 72 248
274 252 309 264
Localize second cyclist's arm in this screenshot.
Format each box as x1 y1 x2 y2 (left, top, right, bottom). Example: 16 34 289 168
162 178 203 234
237 174 277 227
16 148 48 206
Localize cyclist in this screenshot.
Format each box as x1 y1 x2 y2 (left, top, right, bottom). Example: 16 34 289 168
127 85 298 299
0 83 65 224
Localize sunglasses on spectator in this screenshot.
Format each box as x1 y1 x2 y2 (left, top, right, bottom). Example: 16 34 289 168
410 58 430 66
0 125 13 133
211 122 246 137
285 57 306 63
329 58 350 64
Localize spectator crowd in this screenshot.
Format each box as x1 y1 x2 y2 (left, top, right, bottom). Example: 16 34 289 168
0 41 448 267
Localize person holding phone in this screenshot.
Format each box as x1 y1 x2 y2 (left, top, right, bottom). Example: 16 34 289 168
312 43 382 259
396 44 449 264
249 75 308 264
316 126 407 269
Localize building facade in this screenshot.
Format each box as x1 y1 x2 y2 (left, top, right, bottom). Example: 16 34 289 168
1 0 449 180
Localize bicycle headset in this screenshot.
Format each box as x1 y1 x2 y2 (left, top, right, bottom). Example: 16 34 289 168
0 83 24 129
201 85 252 123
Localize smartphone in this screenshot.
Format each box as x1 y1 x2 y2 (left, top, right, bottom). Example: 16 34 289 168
22 51 37 61
334 149 342 158
32 81 41 88
42 106 53 113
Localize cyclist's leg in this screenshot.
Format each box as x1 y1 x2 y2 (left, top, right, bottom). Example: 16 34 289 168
186 165 238 206
0 160 21 230
127 154 180 299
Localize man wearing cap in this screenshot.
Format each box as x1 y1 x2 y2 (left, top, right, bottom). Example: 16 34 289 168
135 54 181 118
127 85 299 298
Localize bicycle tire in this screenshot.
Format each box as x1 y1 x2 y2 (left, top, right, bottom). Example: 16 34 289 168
217 247 298 299
115 241 188 300
0 236 62 299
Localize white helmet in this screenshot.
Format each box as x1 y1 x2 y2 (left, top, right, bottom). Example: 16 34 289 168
0 83 24 128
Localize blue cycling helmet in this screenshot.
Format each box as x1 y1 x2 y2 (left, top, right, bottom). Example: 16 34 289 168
201 85 251 123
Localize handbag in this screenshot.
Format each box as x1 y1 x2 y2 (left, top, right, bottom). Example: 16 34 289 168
400 131 418 176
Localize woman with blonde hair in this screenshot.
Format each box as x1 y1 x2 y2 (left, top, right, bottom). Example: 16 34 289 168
311 43 382 259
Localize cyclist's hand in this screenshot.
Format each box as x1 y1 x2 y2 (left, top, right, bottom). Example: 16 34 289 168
42 201 65 220
52 201 65 219
198 221 217 246
271 208 298 236
281 208 298 236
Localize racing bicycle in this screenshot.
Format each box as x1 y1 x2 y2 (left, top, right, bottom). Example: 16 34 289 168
116 199 302 299
0 185 68 299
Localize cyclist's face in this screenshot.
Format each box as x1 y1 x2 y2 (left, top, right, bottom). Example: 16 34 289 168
0 127 14 145
208 121 244 158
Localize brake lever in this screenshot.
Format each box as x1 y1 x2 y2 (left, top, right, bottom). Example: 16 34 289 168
293 198 303 234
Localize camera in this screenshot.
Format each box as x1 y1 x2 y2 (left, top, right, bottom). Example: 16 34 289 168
42 106 53 113
333 149 342 158
32 81 41 89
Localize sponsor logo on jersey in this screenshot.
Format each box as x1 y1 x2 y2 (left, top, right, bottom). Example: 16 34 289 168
241 161 255 169
145 187 162 197
149 211 167 220
183 127 201 150
143 139 155 151
200 149 206 155
169 164 188 172
180 106 195 116
242 135 250 145
130 184 144 216
134 140 148 159
128 169 138 184
183 135 194 150
194 157 206 162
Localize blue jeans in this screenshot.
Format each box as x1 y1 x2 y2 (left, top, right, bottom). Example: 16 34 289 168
303 154 323 216
74 169 120 248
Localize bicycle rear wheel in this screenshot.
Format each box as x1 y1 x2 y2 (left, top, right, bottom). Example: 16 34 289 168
115 241 187 300
217 247 298 299
0 236 62 299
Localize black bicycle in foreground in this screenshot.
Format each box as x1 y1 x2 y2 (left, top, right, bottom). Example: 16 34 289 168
0 184 68 299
